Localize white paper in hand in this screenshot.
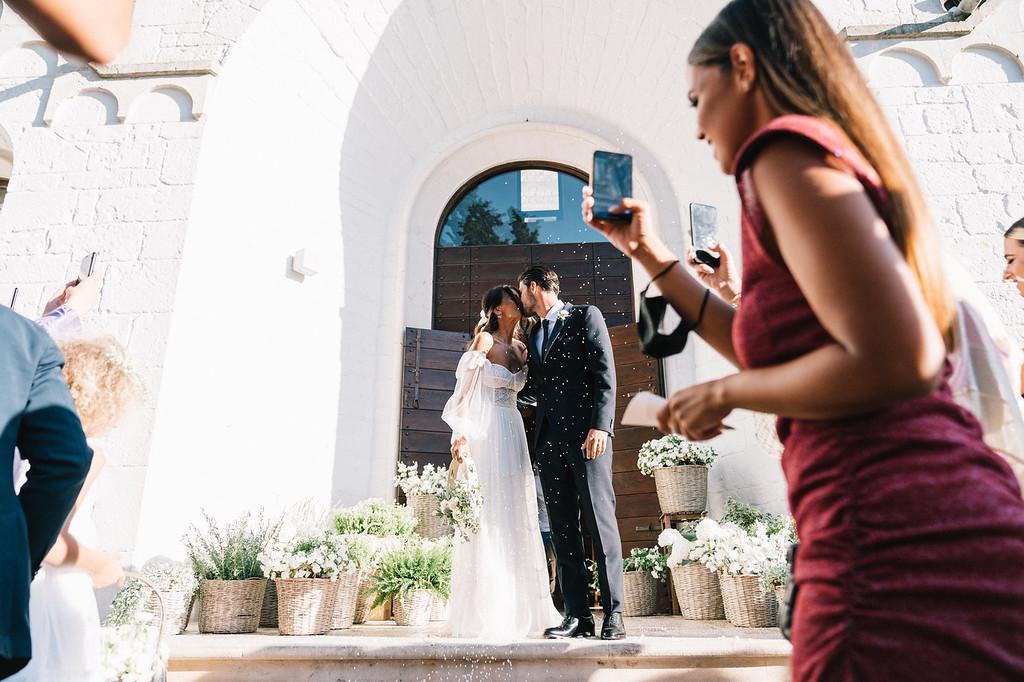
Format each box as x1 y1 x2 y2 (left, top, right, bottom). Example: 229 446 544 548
621 391 666 428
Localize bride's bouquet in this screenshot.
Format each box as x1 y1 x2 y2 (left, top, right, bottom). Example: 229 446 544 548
435 458 483 543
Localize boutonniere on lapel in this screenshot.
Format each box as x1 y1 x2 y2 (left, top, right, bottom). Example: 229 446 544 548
557 309 570 323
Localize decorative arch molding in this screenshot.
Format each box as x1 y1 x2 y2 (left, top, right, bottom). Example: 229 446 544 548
952 44 1024 83
868 47 944 87
42 72 212 125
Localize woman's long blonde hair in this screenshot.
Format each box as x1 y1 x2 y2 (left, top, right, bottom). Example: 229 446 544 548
689 0 956 341
60 336 143 438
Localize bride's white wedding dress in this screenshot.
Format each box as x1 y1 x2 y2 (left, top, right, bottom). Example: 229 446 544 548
441 350 562 639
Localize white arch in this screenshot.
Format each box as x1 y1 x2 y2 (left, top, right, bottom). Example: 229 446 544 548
952 44 1024 84
869 48 944 87
133 0 778 562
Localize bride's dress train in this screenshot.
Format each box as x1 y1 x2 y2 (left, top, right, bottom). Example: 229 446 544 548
442 350 562 638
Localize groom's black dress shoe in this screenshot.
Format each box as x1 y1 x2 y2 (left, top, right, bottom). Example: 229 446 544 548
544 614 595 639
601 612 626 640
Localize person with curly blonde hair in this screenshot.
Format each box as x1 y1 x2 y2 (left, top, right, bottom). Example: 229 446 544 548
11 336 143 682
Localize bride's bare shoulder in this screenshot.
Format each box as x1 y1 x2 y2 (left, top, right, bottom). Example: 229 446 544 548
469 332 494 353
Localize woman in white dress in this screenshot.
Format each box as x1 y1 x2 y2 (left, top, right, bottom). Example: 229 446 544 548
442 285 562 639
12 336 142 681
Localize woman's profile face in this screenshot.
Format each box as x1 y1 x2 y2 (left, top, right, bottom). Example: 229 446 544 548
499 293 523 323
688 59 761 175
1004 237 1024 297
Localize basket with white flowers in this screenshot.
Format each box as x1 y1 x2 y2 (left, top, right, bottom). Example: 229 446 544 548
260 533 355 635
638 435 718 514
621 547 668 617
395 461 452 539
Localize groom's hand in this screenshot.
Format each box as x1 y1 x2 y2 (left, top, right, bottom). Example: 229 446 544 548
581 429 609 460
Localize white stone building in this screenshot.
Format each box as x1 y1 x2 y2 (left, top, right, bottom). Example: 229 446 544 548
0 0 1021 567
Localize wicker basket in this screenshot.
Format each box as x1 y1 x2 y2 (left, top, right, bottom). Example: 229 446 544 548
352 572 376 625
407 494 451 540
259 578 278 628
670 563 725 620
330 569 363 630
719 574 778 628
142 587 195 635
198 579 265 634
392 589 433 626
275 578 340 636
622 571 659 617
429 593 449 621
653 465 708 515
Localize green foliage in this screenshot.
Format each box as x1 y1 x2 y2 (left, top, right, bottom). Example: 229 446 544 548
456 194 507 246
622 546 668 581
332 498 417 538
585 558 600 592
370 538 452 607
183 509 280 581
106 562 197 627
722 498 798 542
507 207 539 245
759 561 789 595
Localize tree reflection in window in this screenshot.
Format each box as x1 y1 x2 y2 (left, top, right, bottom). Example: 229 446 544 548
437 167 602 247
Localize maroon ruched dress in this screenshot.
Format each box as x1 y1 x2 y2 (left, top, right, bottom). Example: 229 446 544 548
731 115 1024 681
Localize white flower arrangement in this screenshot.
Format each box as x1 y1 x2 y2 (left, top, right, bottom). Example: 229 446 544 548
394 461 448 497
98 622 164 682
658 518 789 578
259 532 355 580
622 546 668 581
435 475 483 543
637 435 718 477
556 309 571 322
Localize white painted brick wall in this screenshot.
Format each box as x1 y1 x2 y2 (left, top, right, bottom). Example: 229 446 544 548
0 0 1021 564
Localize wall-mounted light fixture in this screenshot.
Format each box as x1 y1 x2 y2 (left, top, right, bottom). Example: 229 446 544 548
290 248 319 278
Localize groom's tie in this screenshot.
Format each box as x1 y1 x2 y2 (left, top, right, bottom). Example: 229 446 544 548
541 318 551 358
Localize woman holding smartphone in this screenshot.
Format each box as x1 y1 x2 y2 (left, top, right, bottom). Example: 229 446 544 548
583 1 1024 680
1004 219 1024 395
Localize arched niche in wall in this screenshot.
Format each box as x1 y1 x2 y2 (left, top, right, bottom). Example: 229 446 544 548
952 45 1024 84
868 49 943 88
127 87 195 123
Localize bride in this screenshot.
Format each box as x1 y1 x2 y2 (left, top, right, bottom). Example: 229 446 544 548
441 285 562 639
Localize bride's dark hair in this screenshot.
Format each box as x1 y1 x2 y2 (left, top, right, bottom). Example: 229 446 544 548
472 285 529 339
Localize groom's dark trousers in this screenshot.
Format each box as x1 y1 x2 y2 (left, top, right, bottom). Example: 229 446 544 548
0 307 93 678
527 302 623 618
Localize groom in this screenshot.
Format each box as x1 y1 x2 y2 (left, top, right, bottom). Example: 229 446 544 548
518 265 625 640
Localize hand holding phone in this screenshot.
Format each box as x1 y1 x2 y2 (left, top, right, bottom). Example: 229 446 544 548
591 151 633 222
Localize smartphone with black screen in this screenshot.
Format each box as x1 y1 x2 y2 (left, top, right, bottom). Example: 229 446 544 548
689 203 721 269
591 151 632 222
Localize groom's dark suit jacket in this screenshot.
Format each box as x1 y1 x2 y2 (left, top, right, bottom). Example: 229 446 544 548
0 306 92 674
523 302 616 447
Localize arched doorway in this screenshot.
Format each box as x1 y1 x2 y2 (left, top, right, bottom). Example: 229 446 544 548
400 163 668 576
432 162 633 333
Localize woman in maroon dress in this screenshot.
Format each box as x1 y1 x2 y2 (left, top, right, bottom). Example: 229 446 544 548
583 0 1024 679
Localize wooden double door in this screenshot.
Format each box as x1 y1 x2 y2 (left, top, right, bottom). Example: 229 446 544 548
403 241 666 554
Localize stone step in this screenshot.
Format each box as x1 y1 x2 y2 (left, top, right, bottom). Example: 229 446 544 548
168 616 792 681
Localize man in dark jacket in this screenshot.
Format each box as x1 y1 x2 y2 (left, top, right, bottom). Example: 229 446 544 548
0 307 93 677
519 265 625 640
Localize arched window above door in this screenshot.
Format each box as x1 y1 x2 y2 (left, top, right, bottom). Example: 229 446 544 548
437 164 603 248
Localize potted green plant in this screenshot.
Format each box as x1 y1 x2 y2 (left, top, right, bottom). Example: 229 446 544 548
638 435 718 514
333 499 416 624
107 561 197 635
183 510 278 634
371 538 451 627
621 547 668 617
261 532 353 635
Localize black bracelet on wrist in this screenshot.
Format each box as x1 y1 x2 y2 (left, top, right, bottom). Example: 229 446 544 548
649 259 680 285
